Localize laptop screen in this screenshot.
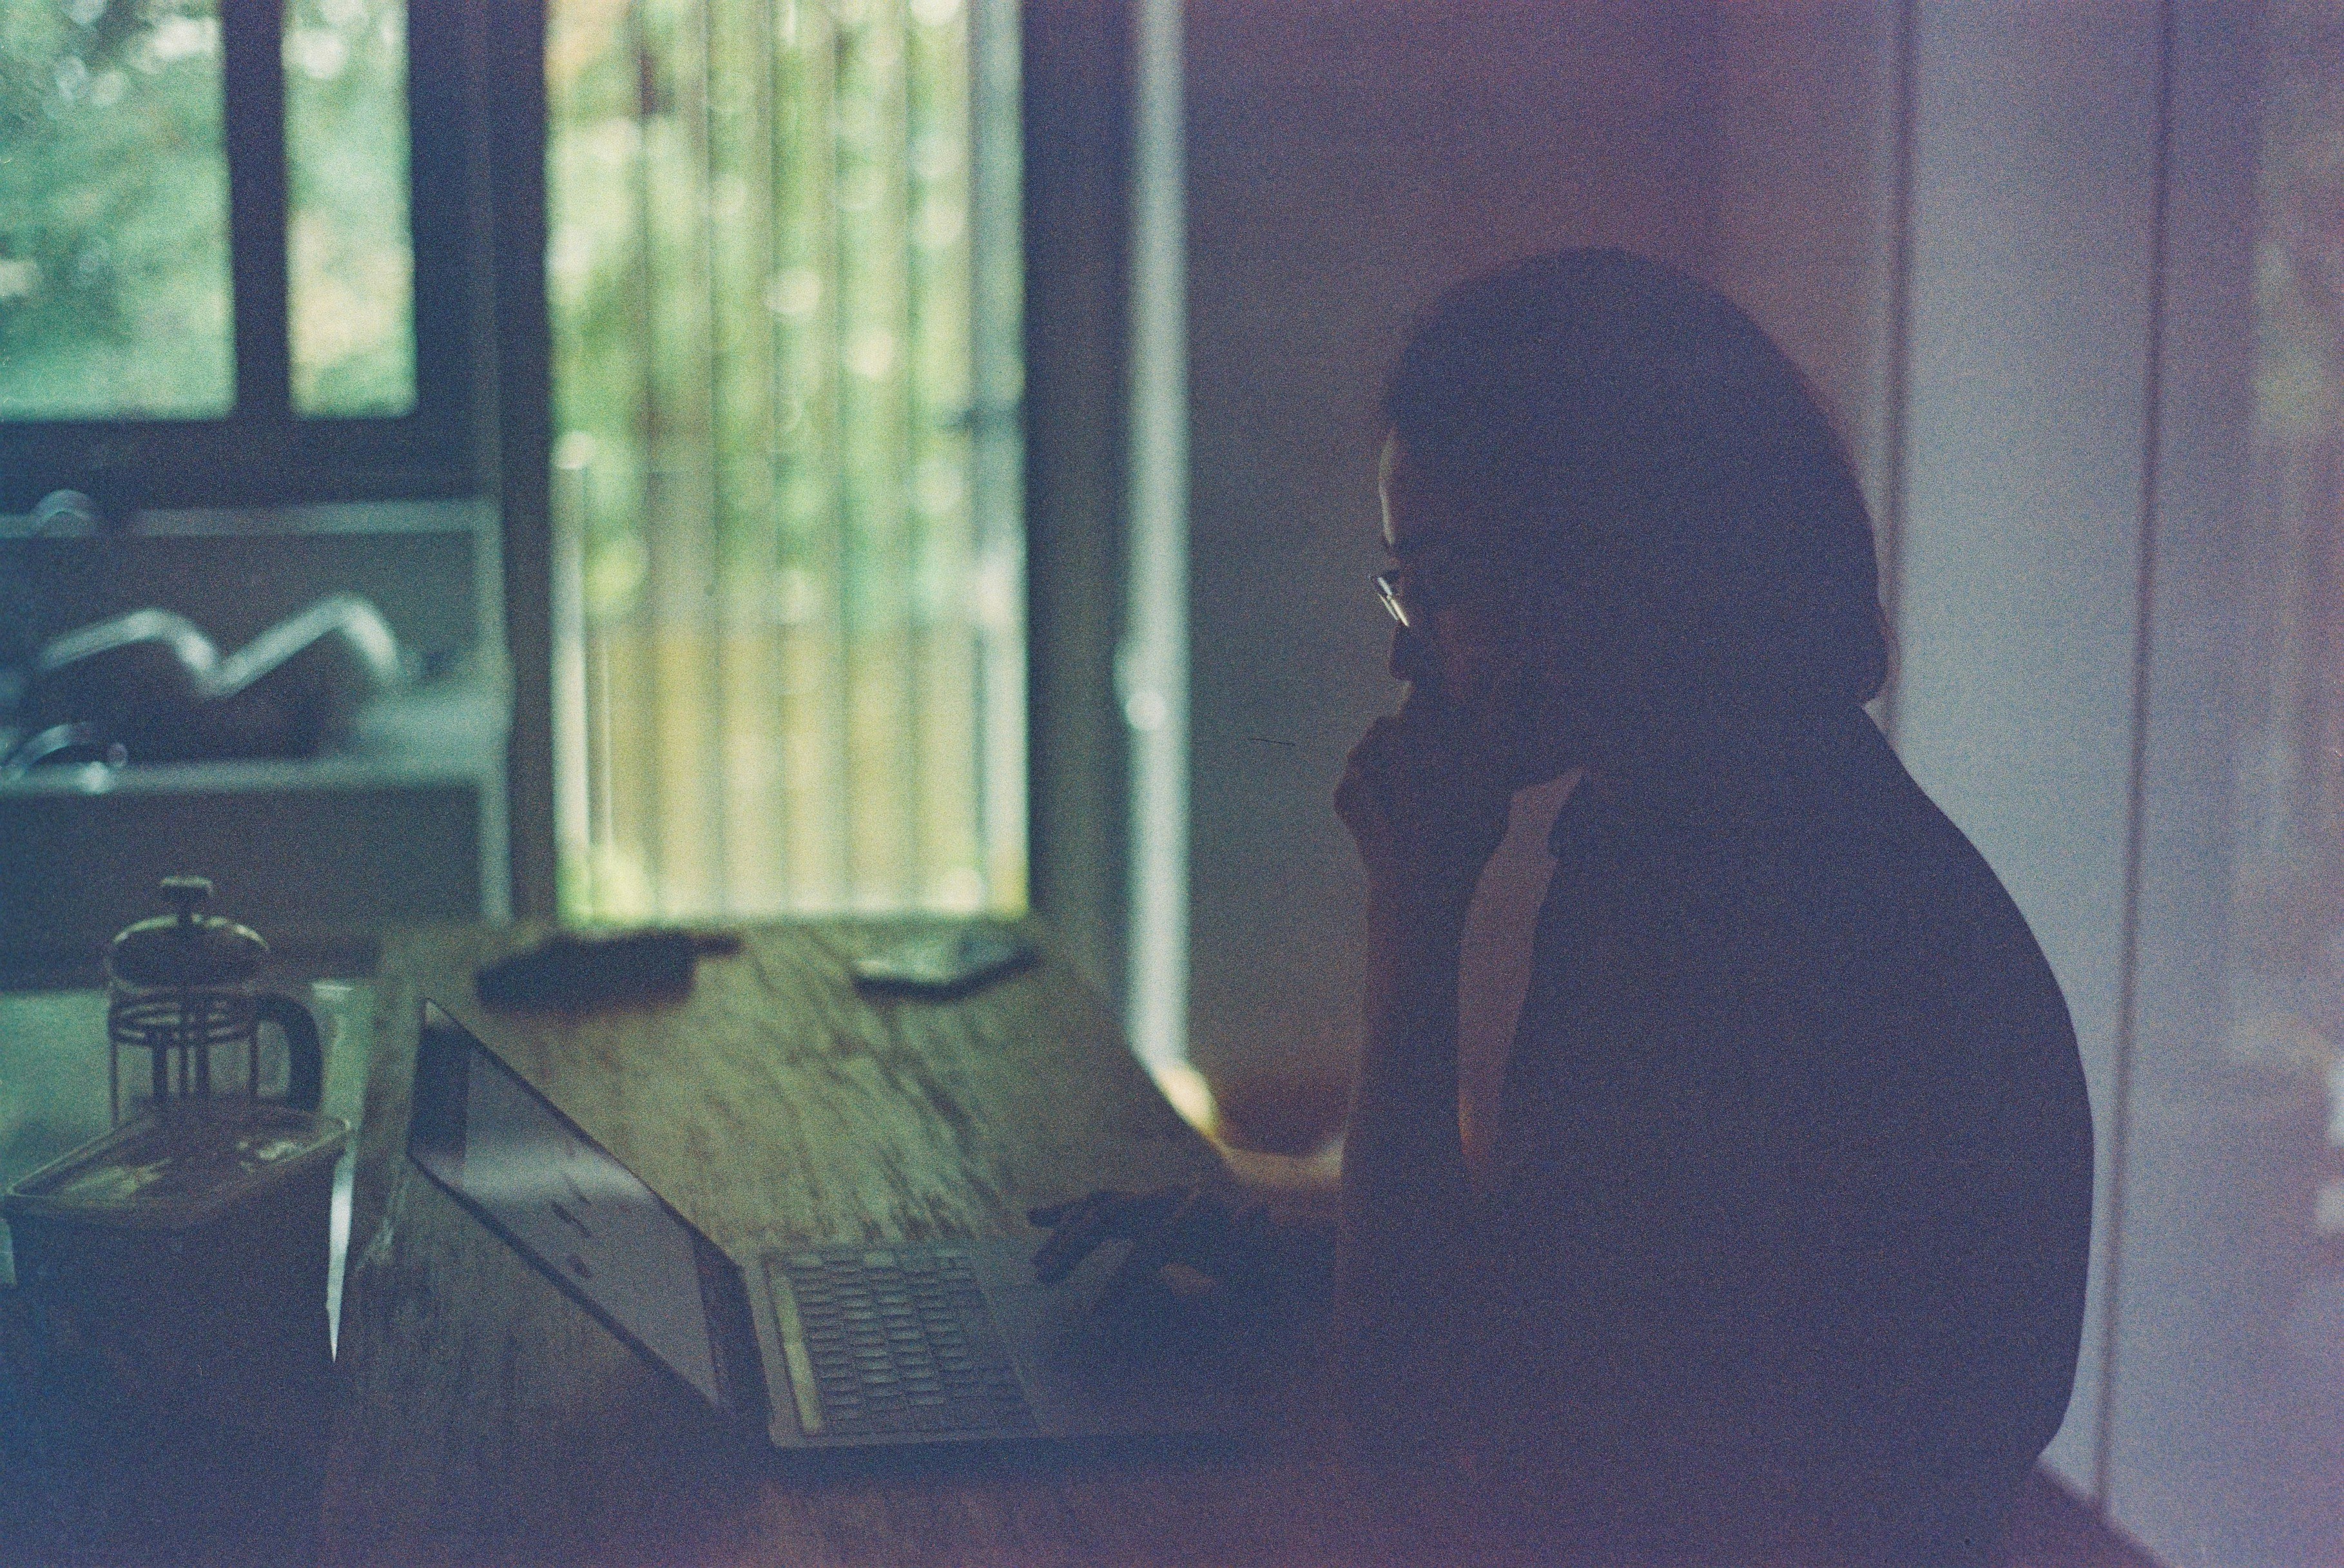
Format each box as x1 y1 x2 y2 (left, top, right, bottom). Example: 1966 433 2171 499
408 1001 764 1418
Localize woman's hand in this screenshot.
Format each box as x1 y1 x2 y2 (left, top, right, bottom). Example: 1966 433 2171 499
1334 684 1513 918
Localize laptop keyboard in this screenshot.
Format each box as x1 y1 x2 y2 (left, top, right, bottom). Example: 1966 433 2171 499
766 1244 1038 1440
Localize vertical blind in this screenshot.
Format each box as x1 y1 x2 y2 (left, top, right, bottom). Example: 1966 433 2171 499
545 0 1023 920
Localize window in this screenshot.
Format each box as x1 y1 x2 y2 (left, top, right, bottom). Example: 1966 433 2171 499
282 0 415 416
1 0 237 420
0 0 480 510
547 0 1025 918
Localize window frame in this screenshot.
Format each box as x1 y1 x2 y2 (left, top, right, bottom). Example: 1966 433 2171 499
0 0 489 514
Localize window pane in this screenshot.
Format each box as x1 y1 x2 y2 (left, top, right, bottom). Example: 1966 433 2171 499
547 0 1023 920
286 0 415 416
0 0 233 420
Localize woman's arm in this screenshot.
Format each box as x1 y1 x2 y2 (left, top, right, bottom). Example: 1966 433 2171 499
1332 705 1510 1453
1333 888 1480 1450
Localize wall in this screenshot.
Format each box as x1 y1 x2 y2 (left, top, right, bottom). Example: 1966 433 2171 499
1183 0 1722 1127
1711 1 1905 505
1892 0 2169 1500
1024 0 1132 1001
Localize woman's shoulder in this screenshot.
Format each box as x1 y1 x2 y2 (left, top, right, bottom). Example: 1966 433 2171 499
1759 721 2089 1158
1606 710 2078 1050
1830 724 2068 998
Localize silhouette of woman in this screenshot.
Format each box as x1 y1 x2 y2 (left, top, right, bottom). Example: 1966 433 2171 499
1332 249 2093 1566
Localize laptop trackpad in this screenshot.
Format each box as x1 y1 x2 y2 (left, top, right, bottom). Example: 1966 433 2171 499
968 1238 1264 1439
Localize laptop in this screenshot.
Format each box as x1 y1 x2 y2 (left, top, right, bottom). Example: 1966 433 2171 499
407 1000 1258 1449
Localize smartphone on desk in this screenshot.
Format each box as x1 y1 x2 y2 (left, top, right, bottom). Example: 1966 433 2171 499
851 927 1035 998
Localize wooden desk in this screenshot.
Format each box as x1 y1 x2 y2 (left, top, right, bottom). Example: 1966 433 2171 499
322 921 1518 1567
0 964 2129 1567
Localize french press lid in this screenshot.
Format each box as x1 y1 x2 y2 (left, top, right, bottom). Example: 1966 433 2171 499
106 876 270 989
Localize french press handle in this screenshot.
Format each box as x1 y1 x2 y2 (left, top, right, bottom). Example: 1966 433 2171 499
252 994 324 1113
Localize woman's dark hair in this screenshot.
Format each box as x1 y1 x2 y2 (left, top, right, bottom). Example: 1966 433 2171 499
1381 248 1889 710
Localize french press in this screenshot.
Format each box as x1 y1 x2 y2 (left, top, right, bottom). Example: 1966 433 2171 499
102 875 322 1123
4 875 349 1503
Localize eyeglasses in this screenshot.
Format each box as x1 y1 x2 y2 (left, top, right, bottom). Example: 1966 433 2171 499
1373 568 1415 628
1373 547 1493 630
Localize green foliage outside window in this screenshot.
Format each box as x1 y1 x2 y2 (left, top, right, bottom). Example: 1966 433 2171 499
0 0 233 418
548 0 1023 920
0 0 415 423
286 0 414 416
